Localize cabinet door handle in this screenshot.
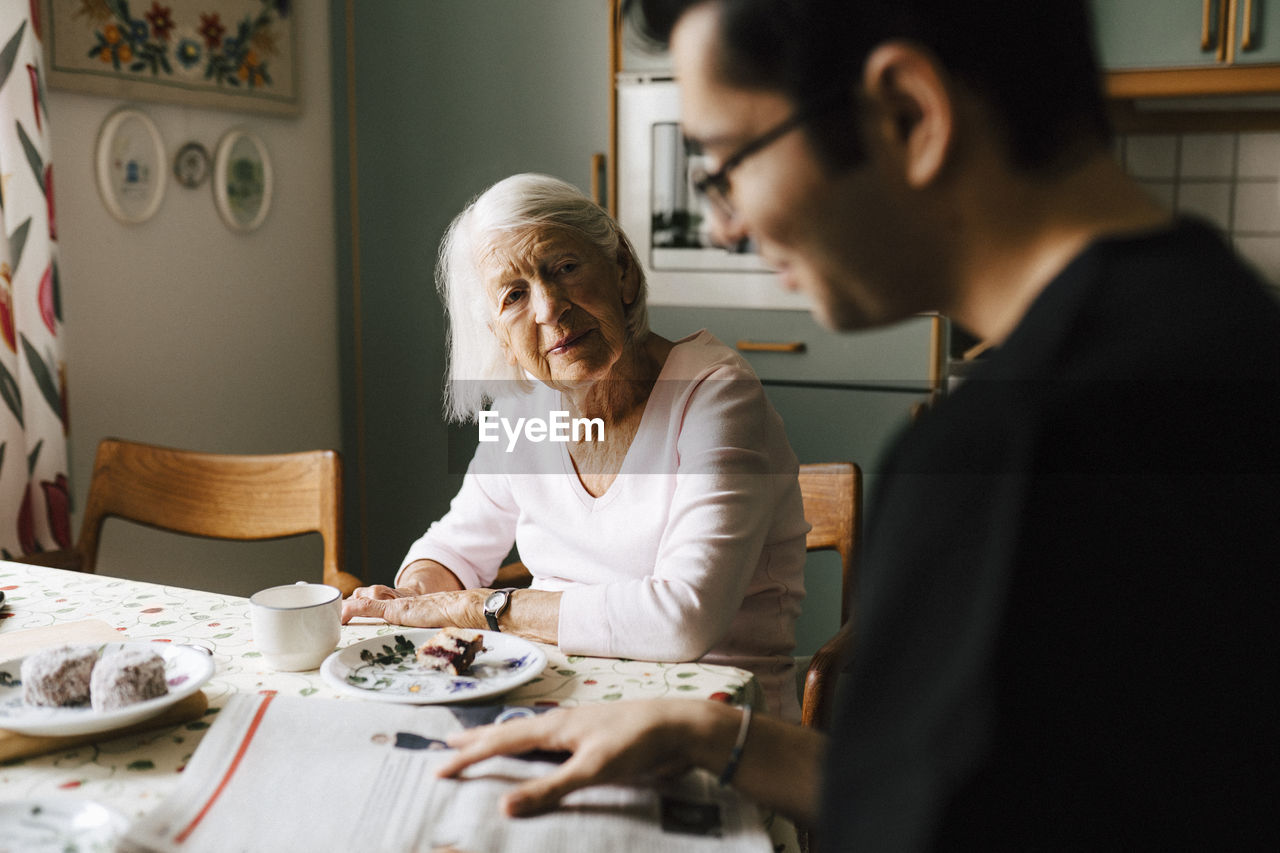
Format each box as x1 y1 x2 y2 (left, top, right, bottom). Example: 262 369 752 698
1218 0 1231 61
1201 0 1229 58
1242 0 1258 51
736 340 807 353
1202 0 1219 51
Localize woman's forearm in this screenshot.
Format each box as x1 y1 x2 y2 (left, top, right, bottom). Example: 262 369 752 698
344 583 562 645
499 589 559 645
397 559 465 594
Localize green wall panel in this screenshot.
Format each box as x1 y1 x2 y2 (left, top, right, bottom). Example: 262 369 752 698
331 1 610 584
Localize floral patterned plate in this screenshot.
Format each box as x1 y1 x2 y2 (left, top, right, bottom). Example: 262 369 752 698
0 798 129 853
0 642 214 737
320 629 547 704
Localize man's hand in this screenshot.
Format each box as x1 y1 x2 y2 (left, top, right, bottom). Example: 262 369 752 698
434 700 737 817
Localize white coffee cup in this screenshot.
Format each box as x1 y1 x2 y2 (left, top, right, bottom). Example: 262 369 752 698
249 582 341 671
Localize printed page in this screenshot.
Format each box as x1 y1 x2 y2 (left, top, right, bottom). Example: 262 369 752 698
121 693 771 853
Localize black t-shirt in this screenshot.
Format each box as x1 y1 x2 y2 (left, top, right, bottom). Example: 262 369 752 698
821 220 1280 850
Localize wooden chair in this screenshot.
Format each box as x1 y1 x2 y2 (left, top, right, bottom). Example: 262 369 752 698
19 438 362 596
797 461 861 731
793 462 861 853
494 559 536 589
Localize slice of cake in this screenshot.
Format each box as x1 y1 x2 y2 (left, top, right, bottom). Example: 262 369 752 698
21 645 100 707
90 647 169 711
415 627 485 675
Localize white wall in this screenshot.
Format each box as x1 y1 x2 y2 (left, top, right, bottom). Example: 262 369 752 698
46 7 341 596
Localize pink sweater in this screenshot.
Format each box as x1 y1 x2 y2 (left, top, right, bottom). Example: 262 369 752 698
399 331 808 718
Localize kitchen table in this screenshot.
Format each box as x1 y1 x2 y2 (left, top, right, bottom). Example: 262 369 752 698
0 561 764 829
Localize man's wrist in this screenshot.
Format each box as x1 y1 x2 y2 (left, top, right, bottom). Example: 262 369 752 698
677 700 746 777
717 705 752 785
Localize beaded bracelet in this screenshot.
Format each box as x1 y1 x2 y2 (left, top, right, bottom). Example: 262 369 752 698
717 705 753 786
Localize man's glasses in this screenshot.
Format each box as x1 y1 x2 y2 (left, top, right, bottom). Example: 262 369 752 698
687 90 849 221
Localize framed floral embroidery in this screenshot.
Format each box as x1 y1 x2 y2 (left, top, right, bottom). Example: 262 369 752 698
40 1 298 116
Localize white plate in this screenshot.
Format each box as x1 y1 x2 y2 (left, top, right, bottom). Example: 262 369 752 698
0 798 129 853
0 642 214 736
321 629 547 704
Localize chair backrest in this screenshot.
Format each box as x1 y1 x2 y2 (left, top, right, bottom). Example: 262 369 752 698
797 461 861 730
798 462 860 625
74 438 362 596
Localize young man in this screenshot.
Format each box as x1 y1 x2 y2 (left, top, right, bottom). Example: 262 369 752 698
438 1 1280 847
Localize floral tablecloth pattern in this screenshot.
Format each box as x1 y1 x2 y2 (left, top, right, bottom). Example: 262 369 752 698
0 561 755 820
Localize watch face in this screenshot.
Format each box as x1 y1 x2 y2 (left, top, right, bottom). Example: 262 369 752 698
484 590 506 611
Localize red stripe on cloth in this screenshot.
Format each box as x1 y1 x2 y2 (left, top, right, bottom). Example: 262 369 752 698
174 690 278 844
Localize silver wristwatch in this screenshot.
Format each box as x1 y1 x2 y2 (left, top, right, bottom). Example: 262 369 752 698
483 587 516 631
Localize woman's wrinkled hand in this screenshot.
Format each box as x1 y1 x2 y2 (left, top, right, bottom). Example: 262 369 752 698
341 588 490 628
434 700 713 817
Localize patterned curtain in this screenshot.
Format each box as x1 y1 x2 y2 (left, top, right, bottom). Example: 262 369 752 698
0 2 70 559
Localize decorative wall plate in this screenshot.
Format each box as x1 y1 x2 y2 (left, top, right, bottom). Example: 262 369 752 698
213 129 273 232
173 141 211 189
94 108 166 224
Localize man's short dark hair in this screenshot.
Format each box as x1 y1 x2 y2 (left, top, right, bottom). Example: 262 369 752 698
627 0 1111 172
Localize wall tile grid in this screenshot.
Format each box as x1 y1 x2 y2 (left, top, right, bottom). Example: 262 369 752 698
1120 132 1280 297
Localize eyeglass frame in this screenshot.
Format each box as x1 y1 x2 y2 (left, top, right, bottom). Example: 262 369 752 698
687 89 850 219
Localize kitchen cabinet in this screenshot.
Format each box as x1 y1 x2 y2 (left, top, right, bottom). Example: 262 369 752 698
619 1 1280 101
1224 0 1280 64
1093 0 1280 68
1095 1 1232 69
1092 0 1280 97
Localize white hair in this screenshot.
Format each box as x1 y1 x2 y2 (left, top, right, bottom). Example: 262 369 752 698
436 173 649 423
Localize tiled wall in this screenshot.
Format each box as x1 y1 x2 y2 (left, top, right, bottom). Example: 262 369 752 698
1120 132 1280 295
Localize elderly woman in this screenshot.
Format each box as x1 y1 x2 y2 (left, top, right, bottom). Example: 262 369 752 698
343 174 808 718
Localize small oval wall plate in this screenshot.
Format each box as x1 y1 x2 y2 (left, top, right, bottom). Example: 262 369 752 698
213 128 273 232
95 107 167 224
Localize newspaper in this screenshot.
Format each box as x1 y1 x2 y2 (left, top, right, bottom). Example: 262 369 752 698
120 692 773 853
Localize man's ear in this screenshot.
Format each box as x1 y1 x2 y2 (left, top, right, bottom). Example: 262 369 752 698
861 41 954 189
